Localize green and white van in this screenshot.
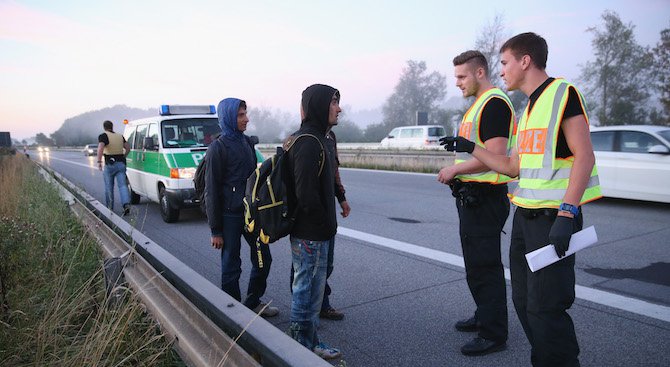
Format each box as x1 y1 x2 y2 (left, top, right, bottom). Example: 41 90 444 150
123 105 263 223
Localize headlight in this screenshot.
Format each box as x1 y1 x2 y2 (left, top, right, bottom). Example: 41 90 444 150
170 167 196 179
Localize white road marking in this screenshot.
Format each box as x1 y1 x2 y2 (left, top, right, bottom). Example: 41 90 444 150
338 226 670 324
45 156 98 170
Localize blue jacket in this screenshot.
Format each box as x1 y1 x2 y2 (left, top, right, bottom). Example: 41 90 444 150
205 98 256 236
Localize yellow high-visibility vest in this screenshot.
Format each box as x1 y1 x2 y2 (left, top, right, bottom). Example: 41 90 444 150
103 131 124 156
455 87 515 184
510 79 602 209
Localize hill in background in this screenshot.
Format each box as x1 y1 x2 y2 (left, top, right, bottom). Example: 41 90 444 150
51 105 154 146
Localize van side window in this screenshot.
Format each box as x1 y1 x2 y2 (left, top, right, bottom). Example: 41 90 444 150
428 127 446 137
126 128 136 149
147 123 159 148
410 128 423 137
399 129 413 138
135 125 148 150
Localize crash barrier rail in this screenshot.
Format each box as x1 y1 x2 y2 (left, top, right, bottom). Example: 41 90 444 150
36 162 331 367
258 144 455 172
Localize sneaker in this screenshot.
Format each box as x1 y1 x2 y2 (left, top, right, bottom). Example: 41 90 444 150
252 302 279 317
122 204 131 216
313 342 342 360
319 306 344 320
454 316 479 332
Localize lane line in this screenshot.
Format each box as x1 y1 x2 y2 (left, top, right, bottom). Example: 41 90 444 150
44 156 97 170
338 226 670 324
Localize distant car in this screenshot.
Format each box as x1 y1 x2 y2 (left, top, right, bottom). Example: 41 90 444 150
590 125 670 203
37 146 50 152
380 125 447 149
83 144 98 156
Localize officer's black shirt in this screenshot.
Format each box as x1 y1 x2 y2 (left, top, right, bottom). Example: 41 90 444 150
527 78 586 158
479 97 513 143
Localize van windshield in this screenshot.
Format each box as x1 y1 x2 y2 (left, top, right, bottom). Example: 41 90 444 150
428 127 446 137
161 118 221 148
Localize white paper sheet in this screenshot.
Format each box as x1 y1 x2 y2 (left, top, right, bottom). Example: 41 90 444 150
525 226 598 272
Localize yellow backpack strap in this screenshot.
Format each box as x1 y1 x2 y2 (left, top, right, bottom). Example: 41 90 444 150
284 133 325 176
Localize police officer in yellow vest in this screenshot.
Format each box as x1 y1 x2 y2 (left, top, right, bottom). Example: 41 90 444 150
97 120 131 216
442 33 601 367
438 50 514 356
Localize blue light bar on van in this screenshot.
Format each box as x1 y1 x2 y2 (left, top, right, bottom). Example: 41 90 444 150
159 105 216 116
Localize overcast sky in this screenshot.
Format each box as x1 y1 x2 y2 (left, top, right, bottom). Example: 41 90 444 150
1 0 668 140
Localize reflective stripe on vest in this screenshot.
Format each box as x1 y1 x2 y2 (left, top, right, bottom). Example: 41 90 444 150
103 131 124 155
454 88 515 184
510 79 602 209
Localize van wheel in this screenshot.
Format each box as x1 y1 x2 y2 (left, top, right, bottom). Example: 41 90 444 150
159 187 179 223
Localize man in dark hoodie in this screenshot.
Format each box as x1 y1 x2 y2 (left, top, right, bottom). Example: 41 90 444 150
285 84 342 360
205 98 278 317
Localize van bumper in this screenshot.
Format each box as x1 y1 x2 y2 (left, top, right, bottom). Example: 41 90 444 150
164 188 200 209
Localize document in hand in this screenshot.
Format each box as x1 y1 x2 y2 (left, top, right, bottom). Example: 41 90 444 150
525 226 598 272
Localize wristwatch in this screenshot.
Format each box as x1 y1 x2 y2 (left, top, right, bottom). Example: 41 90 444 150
559 202 579 216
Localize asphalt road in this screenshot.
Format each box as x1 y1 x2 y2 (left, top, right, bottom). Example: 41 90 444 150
32 149 670 367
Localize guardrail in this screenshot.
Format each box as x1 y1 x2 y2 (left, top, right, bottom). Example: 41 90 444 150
36 162 331 367
258 144 455 172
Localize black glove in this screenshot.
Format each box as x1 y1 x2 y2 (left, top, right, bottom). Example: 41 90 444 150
439 136 475 153
549 216 574 258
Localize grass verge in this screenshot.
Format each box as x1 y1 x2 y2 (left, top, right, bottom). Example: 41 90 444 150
0 155 183 366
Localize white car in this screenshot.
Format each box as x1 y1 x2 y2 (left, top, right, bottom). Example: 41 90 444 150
380 125 447 149
590 125 670 203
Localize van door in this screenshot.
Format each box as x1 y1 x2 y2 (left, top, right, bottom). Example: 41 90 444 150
142 123 161 200
133 124 148 196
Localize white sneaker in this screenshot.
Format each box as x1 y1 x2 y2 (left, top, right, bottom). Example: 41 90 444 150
252 302 279 317
313 342 342 360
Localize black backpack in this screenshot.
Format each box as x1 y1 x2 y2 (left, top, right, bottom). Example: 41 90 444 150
243 134 324 244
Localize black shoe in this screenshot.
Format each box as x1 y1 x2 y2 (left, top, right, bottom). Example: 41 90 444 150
460 337 506 356
123 204 130 216
454 316 479 332
319 306 344 320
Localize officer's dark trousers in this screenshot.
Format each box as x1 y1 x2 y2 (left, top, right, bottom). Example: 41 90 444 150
455 183 509 343
510 207 583 367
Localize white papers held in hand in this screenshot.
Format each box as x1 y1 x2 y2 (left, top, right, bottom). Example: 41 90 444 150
525 226 598 273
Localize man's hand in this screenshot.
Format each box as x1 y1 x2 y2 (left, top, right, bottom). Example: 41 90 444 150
549 215 574 258
339 200 351 218
98 162 103 171
211 235 224 250
439 136 475 153
437 166 457 185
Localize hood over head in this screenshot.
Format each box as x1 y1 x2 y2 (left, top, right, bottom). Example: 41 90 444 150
301 84 339 134
217 98 244 138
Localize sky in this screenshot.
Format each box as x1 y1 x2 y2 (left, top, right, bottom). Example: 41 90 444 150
1 0 669 140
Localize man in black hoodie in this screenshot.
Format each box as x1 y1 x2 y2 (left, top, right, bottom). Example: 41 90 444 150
285 84 342 360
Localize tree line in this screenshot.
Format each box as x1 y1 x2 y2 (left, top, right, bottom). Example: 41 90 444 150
37 10 669 146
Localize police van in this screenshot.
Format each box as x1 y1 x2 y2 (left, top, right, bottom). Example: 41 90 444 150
123 105 262 223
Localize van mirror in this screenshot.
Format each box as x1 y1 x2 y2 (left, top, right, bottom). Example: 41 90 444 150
387 135 395 139
143 136 158 151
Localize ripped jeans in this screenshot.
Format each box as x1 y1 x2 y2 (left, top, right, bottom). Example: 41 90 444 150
287 236 329 350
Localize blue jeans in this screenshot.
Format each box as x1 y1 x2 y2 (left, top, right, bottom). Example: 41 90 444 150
289 236 336 311
103 162 130 210
287 237 329 350
221 213 272 309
